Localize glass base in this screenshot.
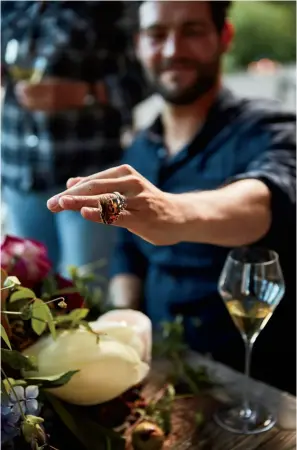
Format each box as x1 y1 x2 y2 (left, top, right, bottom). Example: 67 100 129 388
214 402 276 435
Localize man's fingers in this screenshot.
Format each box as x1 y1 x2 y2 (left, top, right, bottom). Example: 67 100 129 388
60 176 139 196
73 164 138 187
66 177 83 188
47 165 137 212
62 165 136 195
59 194 133 211
59 195 100 210
51 177 142 212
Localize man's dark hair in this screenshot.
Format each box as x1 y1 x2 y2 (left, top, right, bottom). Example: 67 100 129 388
209 1 232 32
131 1 232 33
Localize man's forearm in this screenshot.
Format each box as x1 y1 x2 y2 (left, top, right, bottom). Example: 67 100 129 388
175 179 272 247
108 274 143 310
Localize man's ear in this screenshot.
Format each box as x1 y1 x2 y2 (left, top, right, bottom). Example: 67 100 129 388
221 20 234 53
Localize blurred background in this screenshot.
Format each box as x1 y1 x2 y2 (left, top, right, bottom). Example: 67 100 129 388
134 0 296 127
1 0 296 240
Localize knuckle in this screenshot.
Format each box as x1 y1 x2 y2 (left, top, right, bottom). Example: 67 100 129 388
129 175 143 189
120 164 134 175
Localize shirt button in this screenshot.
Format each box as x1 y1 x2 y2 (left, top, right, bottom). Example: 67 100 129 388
26 135 39 147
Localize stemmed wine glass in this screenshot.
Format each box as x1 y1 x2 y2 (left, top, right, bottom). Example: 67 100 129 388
214 247 285 434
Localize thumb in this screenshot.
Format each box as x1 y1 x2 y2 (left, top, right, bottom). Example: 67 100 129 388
15 80 30 96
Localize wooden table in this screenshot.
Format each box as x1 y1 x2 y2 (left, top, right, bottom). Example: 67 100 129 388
137 353 296 450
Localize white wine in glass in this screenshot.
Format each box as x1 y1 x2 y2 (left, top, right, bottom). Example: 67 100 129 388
5 39 48 148
214 247 285 434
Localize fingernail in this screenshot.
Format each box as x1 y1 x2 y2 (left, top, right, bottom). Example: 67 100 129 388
47 195 59 208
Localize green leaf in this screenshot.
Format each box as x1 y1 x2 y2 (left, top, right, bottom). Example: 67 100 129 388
46 394 125 450
55 308 89 325
25 415 44 425
46 308 56 340
22 417 46 445
79 273 96 283
149 384 175 435
1 324 12 349
12 379 28 387
69 308 89 322
1 348 38 371
31 299 56 339
10 287 36 303
1 380 10 402
31 299 47 335
20 304 33 320
25 370 79 388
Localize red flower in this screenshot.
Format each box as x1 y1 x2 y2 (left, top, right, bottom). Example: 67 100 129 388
1 236 52 288
55 275 84 310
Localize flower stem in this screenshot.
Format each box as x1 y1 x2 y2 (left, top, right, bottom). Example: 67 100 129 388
44 296 65 306
1 367 26 420
2 296 65 316
0 286 15 291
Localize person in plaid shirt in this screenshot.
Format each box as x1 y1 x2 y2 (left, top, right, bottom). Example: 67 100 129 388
1 1 145 278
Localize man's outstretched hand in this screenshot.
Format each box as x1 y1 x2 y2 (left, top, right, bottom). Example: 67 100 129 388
47 164 185 245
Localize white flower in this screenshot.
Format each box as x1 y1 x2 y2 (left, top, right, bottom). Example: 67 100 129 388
91 309 152 363
23 328 149 406
88 321 145 360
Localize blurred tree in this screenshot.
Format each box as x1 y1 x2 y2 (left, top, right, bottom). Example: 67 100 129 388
224 1 296 72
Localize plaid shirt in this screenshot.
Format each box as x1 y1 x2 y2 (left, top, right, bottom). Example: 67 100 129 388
1 1 145 191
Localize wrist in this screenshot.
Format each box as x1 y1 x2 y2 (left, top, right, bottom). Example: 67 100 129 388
171 192 209 244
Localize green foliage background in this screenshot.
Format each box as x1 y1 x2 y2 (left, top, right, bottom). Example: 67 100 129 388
224 1 296 72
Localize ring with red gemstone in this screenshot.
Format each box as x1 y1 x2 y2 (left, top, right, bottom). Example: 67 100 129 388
99 192 127 225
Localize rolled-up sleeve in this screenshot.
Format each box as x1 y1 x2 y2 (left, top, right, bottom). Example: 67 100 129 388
226 111 296 237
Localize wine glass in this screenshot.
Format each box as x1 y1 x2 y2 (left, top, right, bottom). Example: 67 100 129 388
214 247 285 434
5 39 47 148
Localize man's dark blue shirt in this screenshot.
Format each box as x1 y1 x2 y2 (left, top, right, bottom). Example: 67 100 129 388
110 88 296 354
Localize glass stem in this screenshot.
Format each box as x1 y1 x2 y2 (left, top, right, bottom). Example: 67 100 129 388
242 338 254 418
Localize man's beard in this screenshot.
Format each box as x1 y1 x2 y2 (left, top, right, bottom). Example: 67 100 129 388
146 59 220 105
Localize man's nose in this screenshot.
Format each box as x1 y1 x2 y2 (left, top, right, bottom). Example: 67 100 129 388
162 32 182 59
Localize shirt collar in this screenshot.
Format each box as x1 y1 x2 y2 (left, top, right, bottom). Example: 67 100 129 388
145 86 235 144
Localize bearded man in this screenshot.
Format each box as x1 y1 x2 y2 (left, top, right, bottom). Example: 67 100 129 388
47 1 296 394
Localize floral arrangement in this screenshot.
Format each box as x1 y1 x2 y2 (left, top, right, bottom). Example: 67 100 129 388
1 236 215 450
0 236 151 450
